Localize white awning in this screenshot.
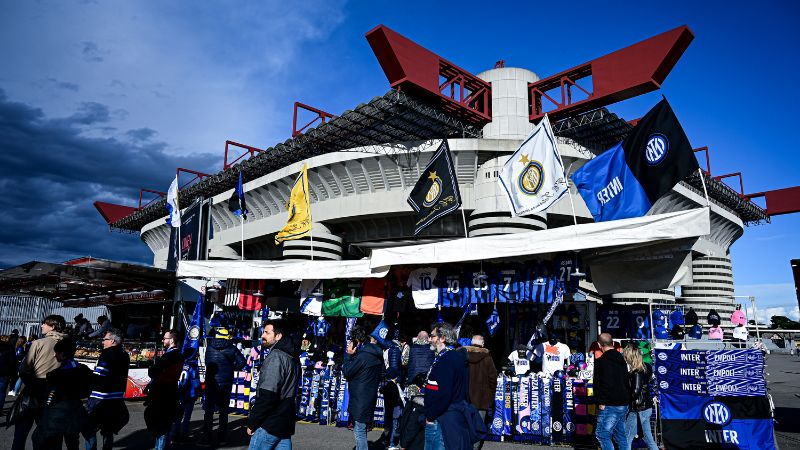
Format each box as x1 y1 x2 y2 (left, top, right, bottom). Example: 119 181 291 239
178 259 390 280
369 208 710 268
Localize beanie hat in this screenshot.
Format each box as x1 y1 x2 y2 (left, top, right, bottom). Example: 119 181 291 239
684 308 699 326
670 325 685 340
731 310 747 326
669 309 685 327
707 309 721 326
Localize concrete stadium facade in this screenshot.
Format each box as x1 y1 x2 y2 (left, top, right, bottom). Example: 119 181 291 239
139 67 745 322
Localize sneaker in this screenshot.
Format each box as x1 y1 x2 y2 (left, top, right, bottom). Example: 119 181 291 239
7 391 15 397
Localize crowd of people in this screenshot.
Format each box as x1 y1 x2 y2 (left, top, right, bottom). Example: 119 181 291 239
0 312 659 450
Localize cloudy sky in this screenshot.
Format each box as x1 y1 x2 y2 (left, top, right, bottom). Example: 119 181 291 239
1 1 798 321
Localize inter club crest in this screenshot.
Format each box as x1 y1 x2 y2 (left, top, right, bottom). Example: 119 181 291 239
188 325 200 340
518 154 545 195
645 133 669 165
422 171 443 207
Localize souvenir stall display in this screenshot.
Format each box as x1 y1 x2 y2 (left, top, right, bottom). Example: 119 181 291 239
75 339 161 398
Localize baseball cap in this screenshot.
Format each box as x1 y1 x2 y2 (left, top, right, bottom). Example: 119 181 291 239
670 325 685 340
731 310 747 326
732 325 748 340
215 327 231 339
652 309 666 324
707 309 721 326
669 309 685 326
688 324 703 339
708 325 723 340
684 308 699 326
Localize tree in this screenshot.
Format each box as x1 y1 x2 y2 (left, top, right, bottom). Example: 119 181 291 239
769 315 800 330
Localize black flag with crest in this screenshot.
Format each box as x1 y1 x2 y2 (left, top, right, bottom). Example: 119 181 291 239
407 140 462 235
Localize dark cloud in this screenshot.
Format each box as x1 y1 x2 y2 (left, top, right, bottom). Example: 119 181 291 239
0 88 218 268
81 41 104 62
38 78 80 92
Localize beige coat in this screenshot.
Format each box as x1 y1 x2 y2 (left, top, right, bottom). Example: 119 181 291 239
20 330 66 379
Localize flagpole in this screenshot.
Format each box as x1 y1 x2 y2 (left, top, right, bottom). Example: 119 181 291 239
240 215 245 260
310 232 314 261
698 167 711 207
564 163 579 227
460 208 469 239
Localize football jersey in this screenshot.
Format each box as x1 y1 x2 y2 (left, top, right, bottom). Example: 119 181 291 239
554 253 582 294
508 350 532 375
299 279 324 316
535 342 571 375
491 265 529 303
323 280 364 317
465 268 491 303
438 269 466 307
598 306 627 339
627 306 651 339
530 263 557 303
312 317 330 337
360 278 386 315
407 267 439 309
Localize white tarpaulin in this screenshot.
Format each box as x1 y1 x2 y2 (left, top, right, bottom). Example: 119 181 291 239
178 259 390 280
369 208 710 268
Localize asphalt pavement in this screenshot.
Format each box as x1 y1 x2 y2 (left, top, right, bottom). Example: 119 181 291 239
1 353 798 449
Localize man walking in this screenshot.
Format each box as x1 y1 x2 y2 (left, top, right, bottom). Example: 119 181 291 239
200 327 246 446
594 332 631 450
465 334 497 450
247 320 300 449
83 328 130 450
425 322 484 450
12 315 66 450
145 329 184 449
342 326 383 450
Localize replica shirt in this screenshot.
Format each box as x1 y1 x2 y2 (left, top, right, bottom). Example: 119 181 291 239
530 263 557 303
534 342 571 375
554 253 582 294
508 350 532 375
466 268 491 304
491 265 528 303
322 280 364 317
312 317 330 337
299 279 324 316
438 269 466 307
360 278 386 315
598 306 627 339
627 306 651 339
407 267 439 309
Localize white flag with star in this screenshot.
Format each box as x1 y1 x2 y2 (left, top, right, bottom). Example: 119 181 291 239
497 115 568 216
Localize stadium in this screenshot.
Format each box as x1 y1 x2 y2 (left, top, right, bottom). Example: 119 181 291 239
93 24 768 333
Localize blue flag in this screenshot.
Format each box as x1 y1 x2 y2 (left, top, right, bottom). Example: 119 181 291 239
486 307 500 336
228 171 248 219
182 294 205 357
572 98 699 222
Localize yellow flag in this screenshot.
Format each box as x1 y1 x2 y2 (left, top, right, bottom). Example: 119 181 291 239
275 163 312 244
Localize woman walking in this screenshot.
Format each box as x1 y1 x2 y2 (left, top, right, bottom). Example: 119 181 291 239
623 345 659 450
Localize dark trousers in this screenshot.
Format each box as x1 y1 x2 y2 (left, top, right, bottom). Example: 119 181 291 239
203 383 231 441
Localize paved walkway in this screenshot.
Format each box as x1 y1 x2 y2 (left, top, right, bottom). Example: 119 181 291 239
1 353 798 449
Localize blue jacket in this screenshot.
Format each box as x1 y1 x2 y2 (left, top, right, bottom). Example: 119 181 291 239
424 347 469 421
204 338 246 387
406 342 434 384
342 343 383 423
439 400 487 450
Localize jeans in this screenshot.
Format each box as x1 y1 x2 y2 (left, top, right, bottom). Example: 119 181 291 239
83 431 114 450
424 420 445 450
203 383 231 441
625 407 659 450
595 405 630 450
248 427 292 450
389 417 400 447
13 377 23 394
154 430 171 450
353 421 369 450
12 416 35 450
0 376 10 411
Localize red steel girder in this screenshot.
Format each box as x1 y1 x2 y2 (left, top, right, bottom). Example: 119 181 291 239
747 186 800 217
366 24 491 126
138 188 165 210
94 201 138 226
224 140 266 170
693 147 711 176
530 25 694 121
293 102 335 137
715 172 745 197
177 167 211 190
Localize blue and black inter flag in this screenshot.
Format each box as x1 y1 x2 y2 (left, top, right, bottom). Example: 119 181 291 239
407 140 462 235
572 98 699 222
228 171 248 219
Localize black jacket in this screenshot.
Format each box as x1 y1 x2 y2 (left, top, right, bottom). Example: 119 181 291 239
406 342 434 384
594 349 630 406
629 363 654 411
87 345 130 434
247 336 300 438
145 346 185 433
342 343 383 423
0 342 17 378
399 396 425 450
204 338 246 387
